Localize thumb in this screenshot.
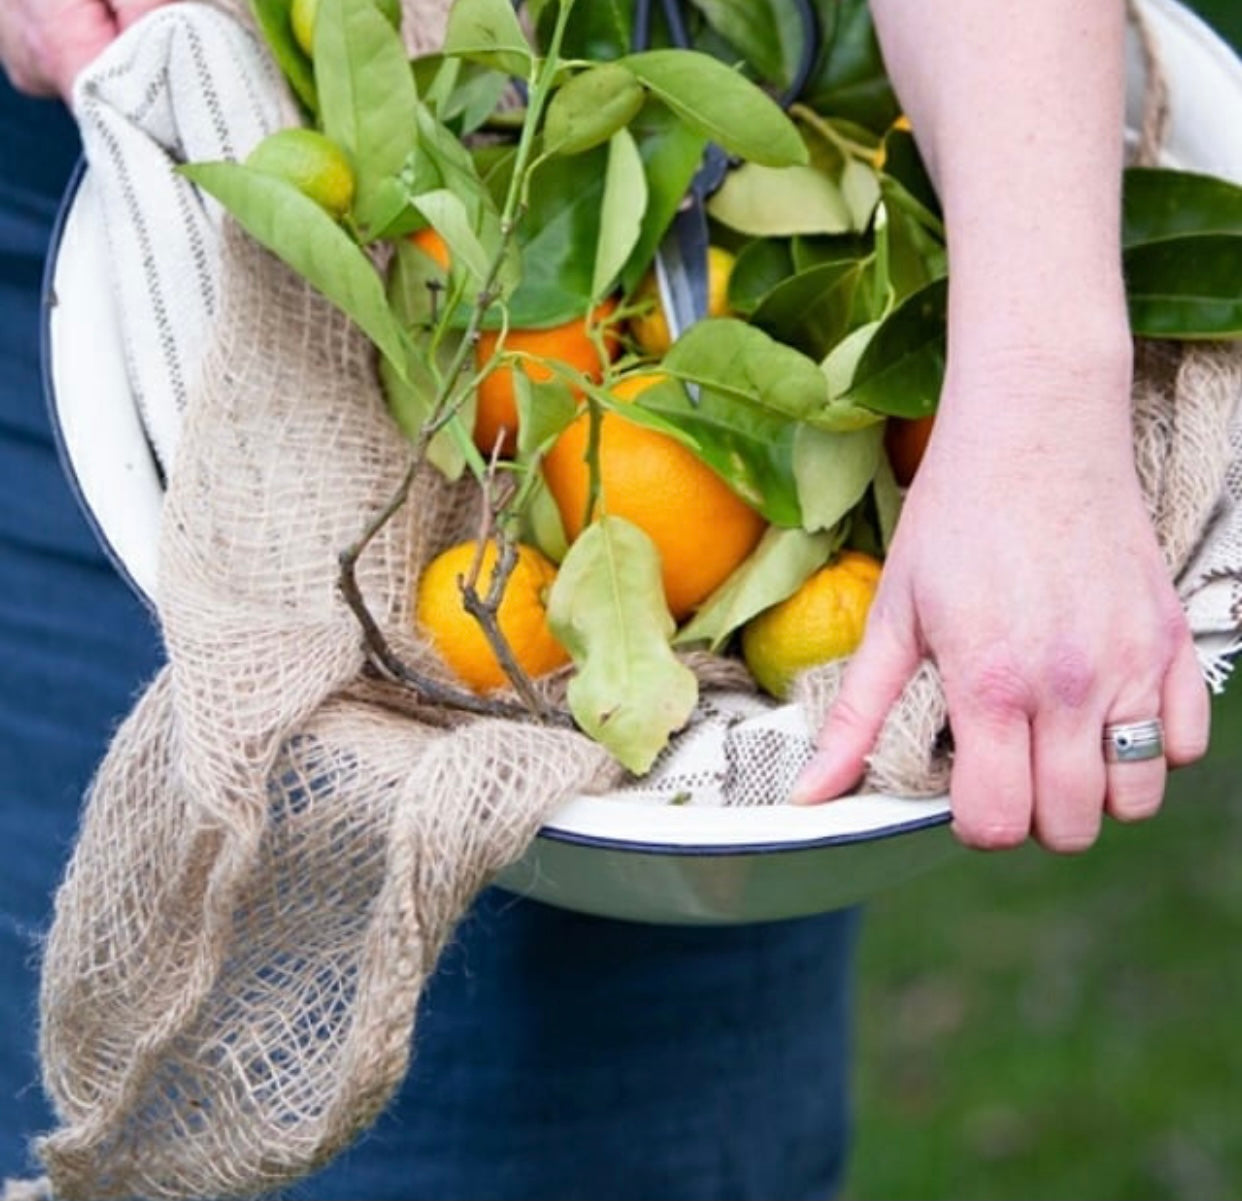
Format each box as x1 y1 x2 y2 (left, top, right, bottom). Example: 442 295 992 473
790 613 919 805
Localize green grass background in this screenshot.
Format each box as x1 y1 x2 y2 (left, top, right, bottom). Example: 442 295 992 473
843 8 1242 1198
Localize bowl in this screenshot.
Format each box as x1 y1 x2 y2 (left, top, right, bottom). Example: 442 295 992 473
43 0 1242 924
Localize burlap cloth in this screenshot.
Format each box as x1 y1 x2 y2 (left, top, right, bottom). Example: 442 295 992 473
7 2 1242 1199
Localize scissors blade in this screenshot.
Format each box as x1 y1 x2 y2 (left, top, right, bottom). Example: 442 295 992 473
653 199 711 346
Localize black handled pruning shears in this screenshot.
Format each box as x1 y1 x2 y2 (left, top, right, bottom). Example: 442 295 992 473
636 0 819 355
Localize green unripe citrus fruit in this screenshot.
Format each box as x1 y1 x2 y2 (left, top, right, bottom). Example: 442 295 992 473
245 128 356 220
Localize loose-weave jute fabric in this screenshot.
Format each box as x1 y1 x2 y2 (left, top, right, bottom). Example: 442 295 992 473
9 2 1242 1199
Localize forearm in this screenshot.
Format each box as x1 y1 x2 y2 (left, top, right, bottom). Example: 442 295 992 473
869 0 1132 374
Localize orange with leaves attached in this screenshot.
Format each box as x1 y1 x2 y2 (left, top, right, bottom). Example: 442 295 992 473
542 373 767 622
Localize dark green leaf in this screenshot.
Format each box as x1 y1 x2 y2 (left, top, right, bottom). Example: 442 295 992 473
249 0 318 113
843 277 947 417
542 0 632 62
801 0 899 133
750 260 864 360
633 376 802 525
877 185 947 306
313 0 418 236
181 161 407 374
1122 167 1242 249
727 238 795 315
662 317 830 419
792 233 872 271
622 49 808 167
684 0 805 88
1124 234 1242 339
545 63 646 154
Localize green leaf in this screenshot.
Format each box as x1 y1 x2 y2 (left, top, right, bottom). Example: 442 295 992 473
543 0 632 62
545 63 646 155
675 526 838 650
621 49 808 167
821 319 879 398
547 516 699 774
632 377 802 526
879 128 941 221
1124 234 1242 339
802 0 900 134
877 181 947 304
727 238 795 315
506 146 610 327
411 188 492 287
792 423 883 533
662 317 830 420
841 157 881 231
593 128 648 298
1122 167 1242 249
749 259 864 360
514 371 580 458
519 476 570 563
181 160 407 375
843 277 947 417
442 0 534 77
249 0 318 113
684 0 805 88
792 233 872 271
313 0 418 236
620 101 709 293
707 160 852 237
871 450 903 550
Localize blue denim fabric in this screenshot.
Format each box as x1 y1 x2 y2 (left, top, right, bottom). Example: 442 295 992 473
0 76 857 1200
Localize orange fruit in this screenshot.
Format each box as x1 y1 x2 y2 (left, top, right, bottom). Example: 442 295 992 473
741 550 883 699
884 414 935 487
542 373 767 622
414 541 569 694
473 299 619 458
629 245 735 358
409 227 451 271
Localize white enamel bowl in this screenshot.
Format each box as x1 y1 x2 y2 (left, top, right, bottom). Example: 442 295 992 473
43 0 1242 924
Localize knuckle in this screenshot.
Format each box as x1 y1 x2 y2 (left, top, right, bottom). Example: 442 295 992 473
1042 643 1096 711
956 649 1034 723
821 694 876 743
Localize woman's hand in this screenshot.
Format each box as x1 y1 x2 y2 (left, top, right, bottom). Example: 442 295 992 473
792 337 1212 851
0 0 175 102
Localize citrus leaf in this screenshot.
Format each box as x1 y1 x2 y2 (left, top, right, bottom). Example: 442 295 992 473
249 0 318 113
662 317 830 419
821 319 879 398
727 238 795 315
411 188 491 287
749 259 864 360
442 0 533 78
802 0 899 134
878 128 941 223
841 156 881 230
514 370 580 458
314 0 418 235
619 101 708 293
181 160 407 375
674 526 838 651
792 423 883 533
632 377 802 526
621 49 808 167
877 179 947 305
547 517 699 774
871 449 903 549
1123 167 1242 249
685 0 805 89
593 128 648 299
519 476 569 564
545 63 646 155
707 161 852 236
1124 234 1242 339
842 277 946 417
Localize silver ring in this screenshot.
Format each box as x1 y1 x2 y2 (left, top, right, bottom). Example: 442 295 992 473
1103 718 1165 764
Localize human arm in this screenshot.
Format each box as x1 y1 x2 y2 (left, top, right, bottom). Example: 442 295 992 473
791 0 1211 850
0 0 175 102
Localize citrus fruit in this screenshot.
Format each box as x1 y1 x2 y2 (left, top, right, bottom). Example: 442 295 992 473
409 227 451 272
629 245 735 358
291 0 402 56
473 299 619 458
884 414 935 487
741 550 883 699
542 373 767 622
414 541 569 694
245 128 355 220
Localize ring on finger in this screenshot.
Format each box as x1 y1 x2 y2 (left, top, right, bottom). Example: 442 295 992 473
1102 718 1164 764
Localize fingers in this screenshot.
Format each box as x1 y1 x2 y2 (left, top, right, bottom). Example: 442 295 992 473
790 609 920 805
1031 706 1108 852
112 0 179 31
1161 635 1211 767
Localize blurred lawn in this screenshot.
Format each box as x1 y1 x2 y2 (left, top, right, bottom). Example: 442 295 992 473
844 13 1242 1198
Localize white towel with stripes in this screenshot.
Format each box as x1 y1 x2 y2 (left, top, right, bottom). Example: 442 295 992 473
72 3 284 471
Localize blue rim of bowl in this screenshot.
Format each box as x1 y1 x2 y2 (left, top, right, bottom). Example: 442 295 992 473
40 157 955 859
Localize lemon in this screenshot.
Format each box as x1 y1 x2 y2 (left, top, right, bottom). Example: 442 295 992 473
741 551 882 699
245 128 356 220
291 0 403 57
629 245 735 358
